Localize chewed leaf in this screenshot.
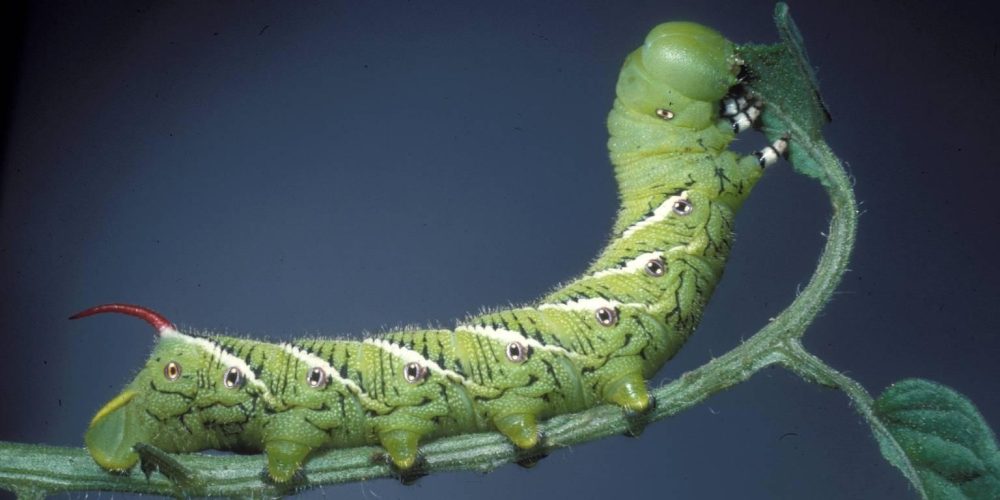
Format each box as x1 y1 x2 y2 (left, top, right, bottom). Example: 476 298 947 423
738 3 832 185
874 379 1000 499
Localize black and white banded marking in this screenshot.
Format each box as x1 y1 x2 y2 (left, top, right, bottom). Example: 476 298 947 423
753 137 789 168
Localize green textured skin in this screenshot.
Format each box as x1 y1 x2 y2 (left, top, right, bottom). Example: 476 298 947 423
83 21 767 483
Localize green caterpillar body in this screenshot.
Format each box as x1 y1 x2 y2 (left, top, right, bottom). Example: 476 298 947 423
78 22 773 483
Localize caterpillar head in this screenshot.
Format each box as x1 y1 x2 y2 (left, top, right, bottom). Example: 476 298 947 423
615 22 738 127
640 22 739 101
72 304 257 472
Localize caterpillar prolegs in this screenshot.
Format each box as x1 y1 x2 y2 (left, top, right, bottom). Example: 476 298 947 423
75 22 788 483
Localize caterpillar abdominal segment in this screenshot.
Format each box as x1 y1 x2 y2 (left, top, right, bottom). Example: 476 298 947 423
76 21 786 483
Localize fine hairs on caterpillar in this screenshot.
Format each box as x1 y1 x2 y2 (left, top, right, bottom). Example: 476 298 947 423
73 22 788 483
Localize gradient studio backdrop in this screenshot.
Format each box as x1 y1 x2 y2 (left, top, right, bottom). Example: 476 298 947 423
1 1 997 499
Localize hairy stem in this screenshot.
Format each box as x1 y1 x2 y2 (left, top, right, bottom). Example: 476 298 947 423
777 341 926 497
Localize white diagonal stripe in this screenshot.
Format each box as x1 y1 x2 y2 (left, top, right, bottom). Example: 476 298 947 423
621 191 689 239
364 338 467 383
455 324 580 358
589 251 665 279
160 327 272 399
538 298 649 312
279 342 365 396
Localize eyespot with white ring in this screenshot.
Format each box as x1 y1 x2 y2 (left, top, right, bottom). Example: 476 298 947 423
163 361 182 381
403 362 428 384
655 108 674 120
644 258 666 277
223 367 244 389
595 307 618 327
306 367 327 388
672 199 693 216
505 341 530 363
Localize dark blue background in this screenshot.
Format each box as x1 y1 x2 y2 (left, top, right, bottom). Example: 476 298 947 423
1 1 997 499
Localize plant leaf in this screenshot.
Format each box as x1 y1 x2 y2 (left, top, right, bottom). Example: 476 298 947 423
738 2 832 185
874 379 1000 499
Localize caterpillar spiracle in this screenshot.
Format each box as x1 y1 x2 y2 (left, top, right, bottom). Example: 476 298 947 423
74 22 787 483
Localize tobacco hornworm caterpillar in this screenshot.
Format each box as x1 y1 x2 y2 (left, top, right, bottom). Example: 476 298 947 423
74 21 787 483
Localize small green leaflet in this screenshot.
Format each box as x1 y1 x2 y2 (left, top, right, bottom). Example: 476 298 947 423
874 378 1000 499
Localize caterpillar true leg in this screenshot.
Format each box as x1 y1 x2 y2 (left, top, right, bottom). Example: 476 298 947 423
753 136 790 168
730 99 762 133
721 83 764 134
720 92 749 117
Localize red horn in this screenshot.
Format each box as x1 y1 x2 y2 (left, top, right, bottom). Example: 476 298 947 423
69 303 174 334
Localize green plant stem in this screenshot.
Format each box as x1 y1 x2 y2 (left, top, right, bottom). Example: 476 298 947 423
778 341 927 498
751 82 923 497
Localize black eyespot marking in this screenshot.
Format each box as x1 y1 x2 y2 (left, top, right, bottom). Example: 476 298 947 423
403 362 428 384
506 342 530 363
307 367 327 388
644 258 666 277
672 199 693 216
595 307 618 327
164 361 182 381
223 367 244 388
